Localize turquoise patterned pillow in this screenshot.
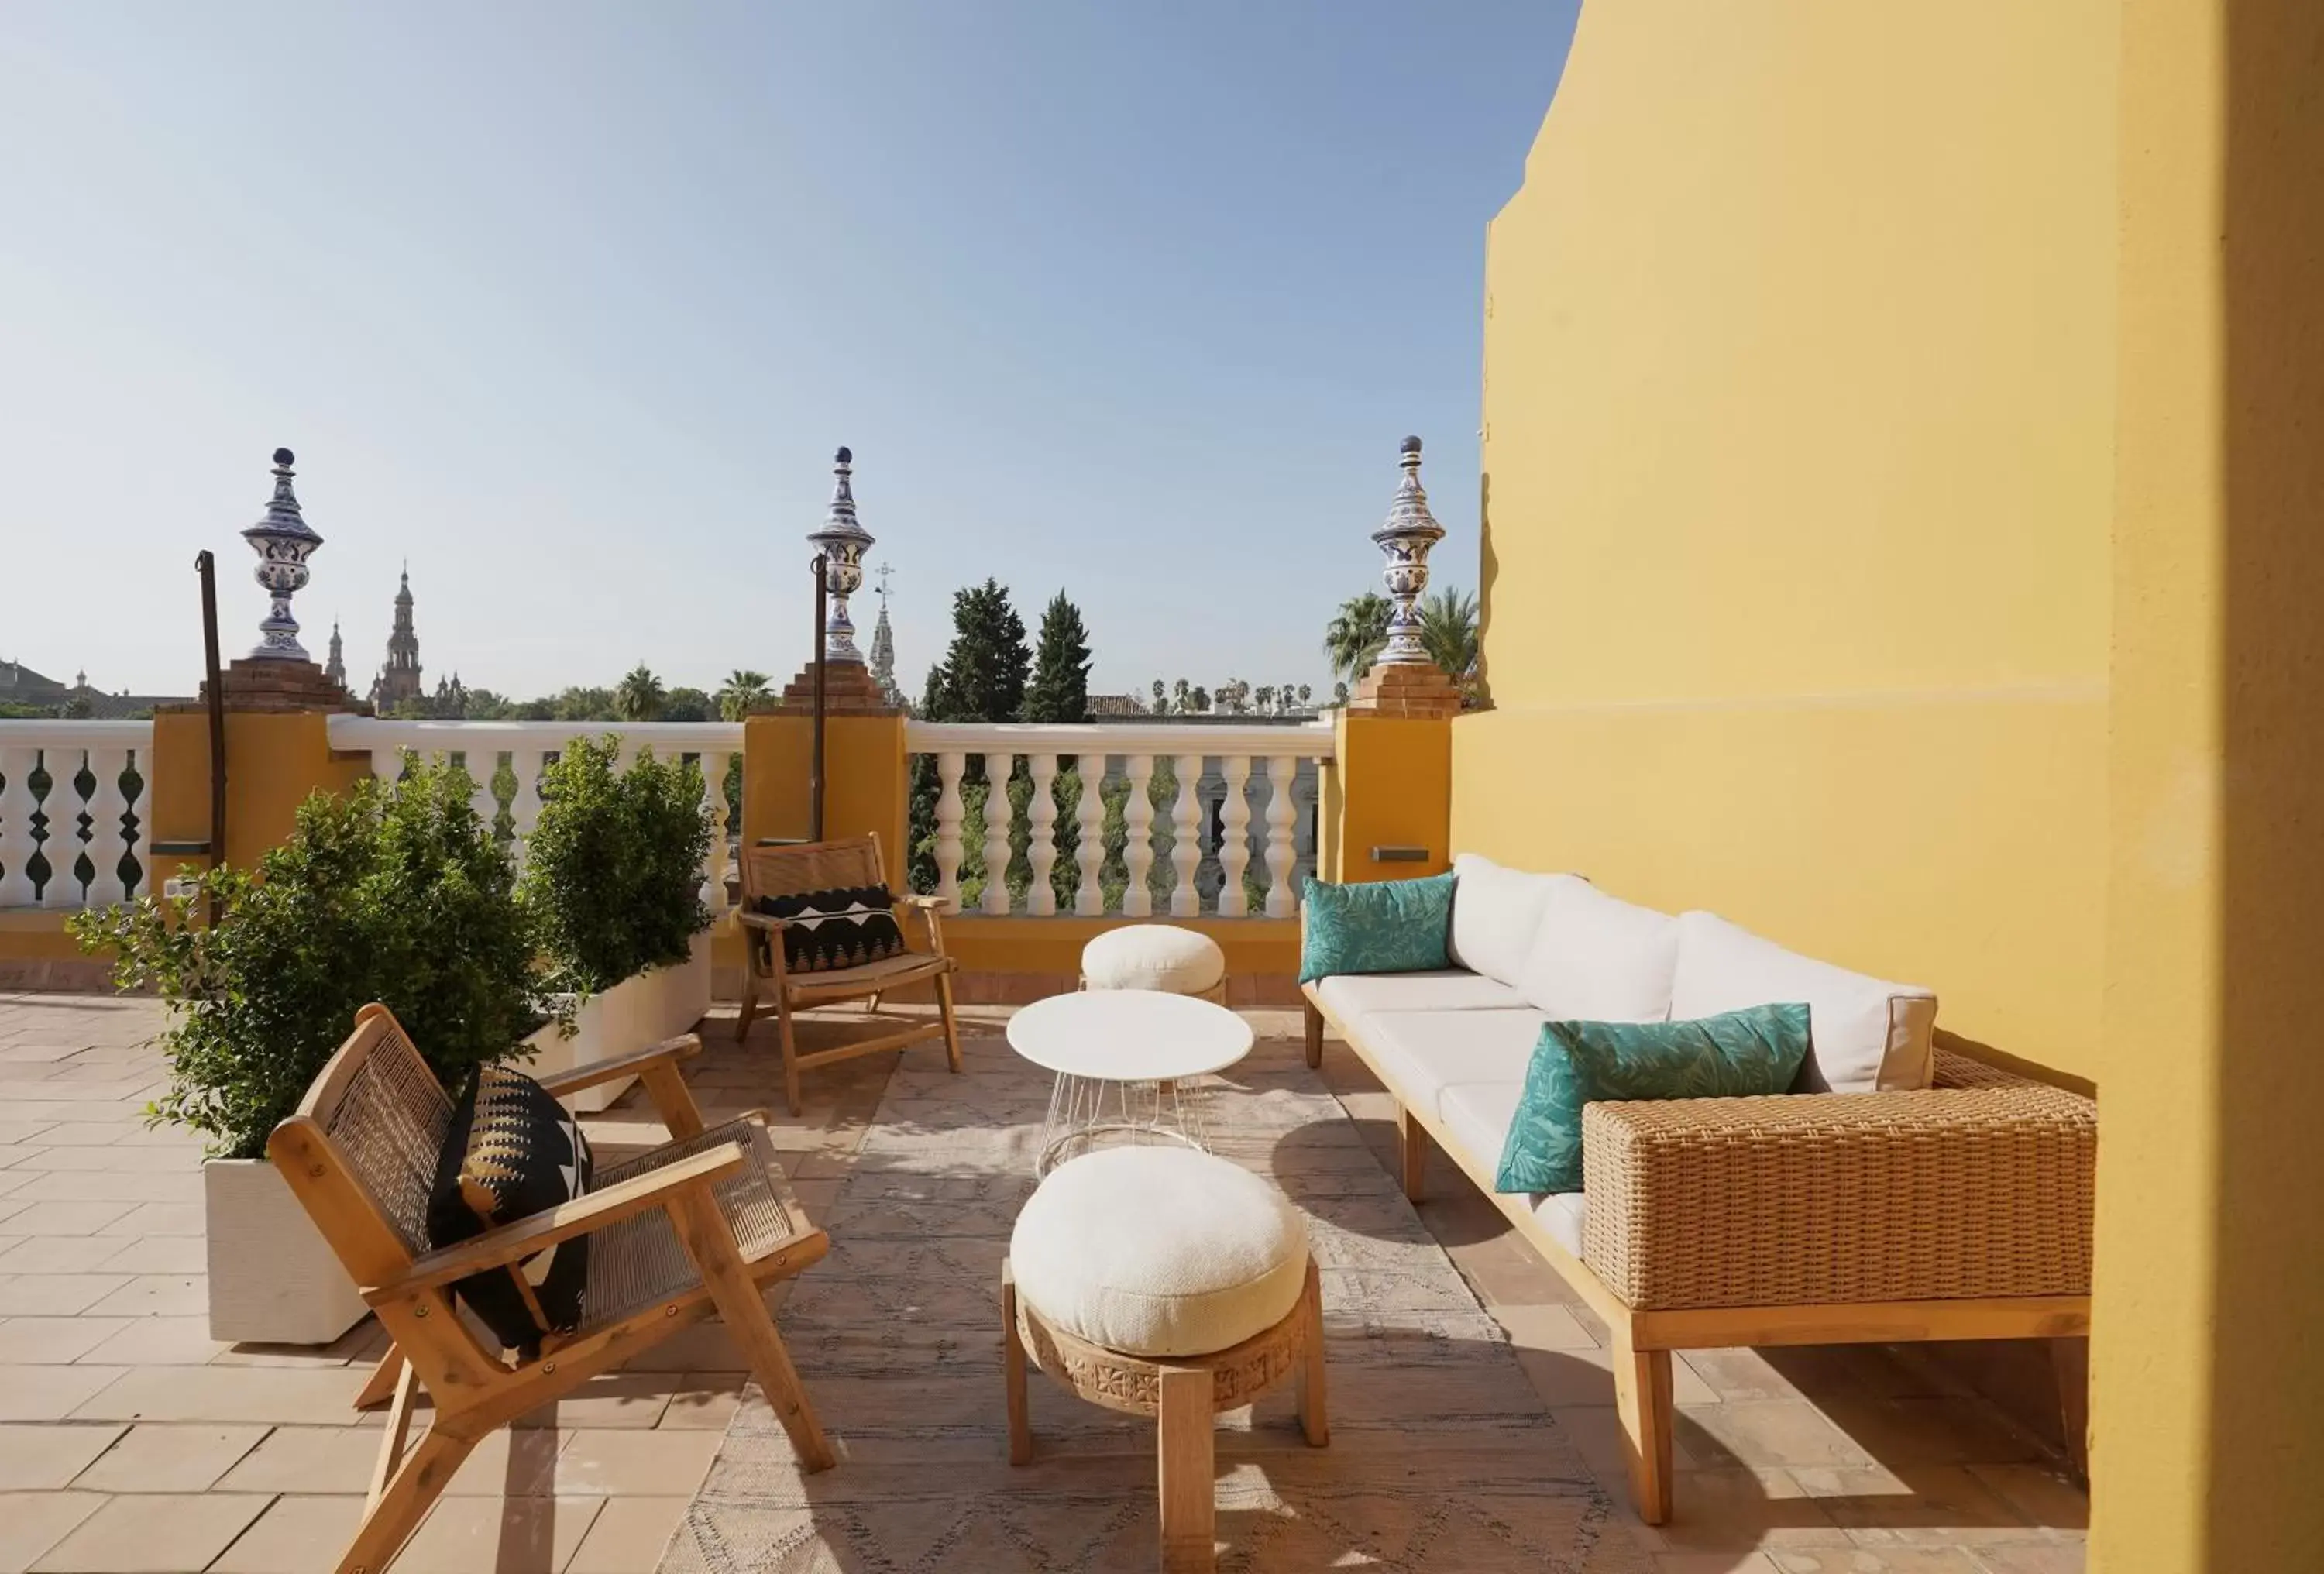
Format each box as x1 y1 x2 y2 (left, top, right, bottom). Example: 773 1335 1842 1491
1494 1003 1811 1194
1298 873 1456 984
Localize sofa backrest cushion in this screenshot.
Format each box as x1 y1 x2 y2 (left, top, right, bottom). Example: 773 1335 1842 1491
1447 853 1562 988
1668 911 1937 1093
1518 877 1682 1023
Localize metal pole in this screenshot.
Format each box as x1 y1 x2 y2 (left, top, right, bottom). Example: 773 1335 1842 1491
194 551 228 925
810 553 828 843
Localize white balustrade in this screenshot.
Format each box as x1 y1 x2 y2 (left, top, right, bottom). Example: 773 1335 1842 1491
0 722 155 912
903 721 1332 921
326 718 744 910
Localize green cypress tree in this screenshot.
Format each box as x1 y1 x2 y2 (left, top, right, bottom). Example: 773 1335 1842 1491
1021 592 1093 723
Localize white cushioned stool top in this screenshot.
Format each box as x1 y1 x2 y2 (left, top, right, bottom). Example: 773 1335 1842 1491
1010 1146 1309 1358
1081 923 1226 995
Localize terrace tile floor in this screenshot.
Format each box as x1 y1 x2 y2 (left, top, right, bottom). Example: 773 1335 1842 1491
0 991 2086 1572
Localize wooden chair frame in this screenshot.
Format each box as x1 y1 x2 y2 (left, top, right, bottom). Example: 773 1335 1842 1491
735 832 964 1114
272 1005 835 1574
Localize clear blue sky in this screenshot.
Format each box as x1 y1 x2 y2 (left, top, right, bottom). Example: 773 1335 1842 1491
0 2 1577 703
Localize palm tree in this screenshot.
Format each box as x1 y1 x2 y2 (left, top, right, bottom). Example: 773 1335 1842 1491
716 668 772 722
614 662 666 722
1322 592 1393 685
1418 587 1481 686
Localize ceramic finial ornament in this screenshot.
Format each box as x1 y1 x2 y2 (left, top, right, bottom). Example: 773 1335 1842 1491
242 446 323 662
1370 435 1443 667
806 445 875 664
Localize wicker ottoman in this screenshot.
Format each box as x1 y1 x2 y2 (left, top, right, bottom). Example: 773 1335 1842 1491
1081 923 1228 1002
1002 1146 1328 1572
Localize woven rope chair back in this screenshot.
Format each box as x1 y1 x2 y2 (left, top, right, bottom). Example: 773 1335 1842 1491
743 834 885 903
309 1011 454 1259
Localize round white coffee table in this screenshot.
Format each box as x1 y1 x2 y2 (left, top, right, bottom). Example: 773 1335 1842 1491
1007 991 1255 1177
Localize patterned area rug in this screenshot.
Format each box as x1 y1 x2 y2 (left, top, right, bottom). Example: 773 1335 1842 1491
658 1031 1648 1573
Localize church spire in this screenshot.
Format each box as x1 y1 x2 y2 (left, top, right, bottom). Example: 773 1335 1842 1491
325 620 346 689
868 562 899 706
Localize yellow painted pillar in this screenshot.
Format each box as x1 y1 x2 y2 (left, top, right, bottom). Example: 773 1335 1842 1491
740 710 909 874
146 707 367 886
1319 707 1452 885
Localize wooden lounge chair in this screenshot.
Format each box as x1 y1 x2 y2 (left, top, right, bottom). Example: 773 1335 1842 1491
271 1005 834 1574
735 833 964 1115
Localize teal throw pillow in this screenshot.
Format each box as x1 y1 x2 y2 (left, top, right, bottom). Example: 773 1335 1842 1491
1298 872 1456 984
1494 1003 1811 1194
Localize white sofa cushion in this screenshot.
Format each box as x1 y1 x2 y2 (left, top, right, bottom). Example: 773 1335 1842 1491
1668 911 1937 1093
1080 924 1225 995
1316 971 1526 1018
1009 1146 1308 1358
1532 1191 1589 1257
1355 1009 1548 1120
1447 854 1564 988
1435 1082 1588 1255
1519 878 1682 1023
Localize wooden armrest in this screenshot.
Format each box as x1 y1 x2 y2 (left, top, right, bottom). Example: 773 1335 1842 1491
737 910 792 932
534 1033 703 1098
896 893 949 912
370 1141 748 1304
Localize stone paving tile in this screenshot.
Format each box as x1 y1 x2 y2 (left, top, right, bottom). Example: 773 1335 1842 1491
1768 1550 1992 1572
0 1422 127 1490
0 1316 132 1364
214 1428 383 1497
206 1494 365 1574
0 1364 130 1421
0 1490 108 1574
566 1493 689 1573
0 1276 132 1317
77 1317 231 1368
93 1238 206 1277
1 1200 139 1237
655 1372 746 1431
395 1494 605 1572
95 1205 205 1239
82 1276 209 1319
71 1424 269 1493
73 1366 372 1425
29 1492 271 1573
553 1428 724 1497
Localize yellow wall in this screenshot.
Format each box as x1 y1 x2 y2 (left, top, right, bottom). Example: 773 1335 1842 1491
1462 0 2118 1084
1321 712 1452 885
740 713 909 877
1471 1 2324 1565
147 709 367 883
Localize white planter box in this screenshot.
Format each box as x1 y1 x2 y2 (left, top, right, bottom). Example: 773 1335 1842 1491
524 930 714 1112
204 1156 370 1346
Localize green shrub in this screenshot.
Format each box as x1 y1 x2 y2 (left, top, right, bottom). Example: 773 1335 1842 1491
520 735 711 996
68 758 547 1160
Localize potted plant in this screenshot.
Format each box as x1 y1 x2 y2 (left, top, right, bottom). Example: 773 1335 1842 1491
70 758 548 1345
518 736 713 1111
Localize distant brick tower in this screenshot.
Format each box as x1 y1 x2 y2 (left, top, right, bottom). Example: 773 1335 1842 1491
324 620 346 689
370 567 423 710
868 562 902 707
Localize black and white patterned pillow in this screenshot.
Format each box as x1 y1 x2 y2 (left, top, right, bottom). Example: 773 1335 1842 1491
755 883 909 974
426 1064 593 1352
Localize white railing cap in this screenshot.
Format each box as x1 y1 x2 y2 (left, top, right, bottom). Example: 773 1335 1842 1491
328 717 744 751
906 719 1333 757
0 719 157 747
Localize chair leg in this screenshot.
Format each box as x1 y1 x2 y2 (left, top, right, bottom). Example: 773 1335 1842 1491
352 1344 404 1411
1295 1259 1329 1448
1303 1001 1323 1069
1610 1328 1675 1525
337 1421 474 1574
775 996 804 1118
1002 1260 1033 1466
1157 1364 1216 1574
1397 1104 1428 1203
934 967 965 1074
672 1187 835 1473
2053 1335 2091 1482
734 967 758 1042
365 1357 421 1510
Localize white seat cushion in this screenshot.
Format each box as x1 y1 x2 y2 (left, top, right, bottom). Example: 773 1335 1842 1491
1009 1147 1308 1358
1316 970 1526 1018
1669 911 1937 1093
1447 853 1566 988
1532 1190 1589 1257
1434 1082 1588 1256
1518 878 1681 1023
1355 1009 1548 1120
1081 925 1226 995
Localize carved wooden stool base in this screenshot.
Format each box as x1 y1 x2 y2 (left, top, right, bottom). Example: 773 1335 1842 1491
1002 1256 1328 1574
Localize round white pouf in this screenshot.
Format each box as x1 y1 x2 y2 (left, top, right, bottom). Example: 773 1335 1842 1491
1009 1146 1309 1359
1081 924 1226 997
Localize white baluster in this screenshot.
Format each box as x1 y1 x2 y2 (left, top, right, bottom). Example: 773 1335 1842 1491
934 751 965 910
1218 756 1253 917
1168 752 1202 916
465 751 500 840
509 749 547 866
0 746 38 907
981 751 1013 916
699 751 732 920
40 750 84 909
1263 754 1298 918
1026 754 1059 916
1074 754 1107 916
1122 754 1156 918
84 747 129 907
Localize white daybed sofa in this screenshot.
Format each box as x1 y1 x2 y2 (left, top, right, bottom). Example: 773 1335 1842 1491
1299 854 2096 1524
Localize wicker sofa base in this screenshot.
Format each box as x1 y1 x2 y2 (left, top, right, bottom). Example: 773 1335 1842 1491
1301 984 2093 1526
